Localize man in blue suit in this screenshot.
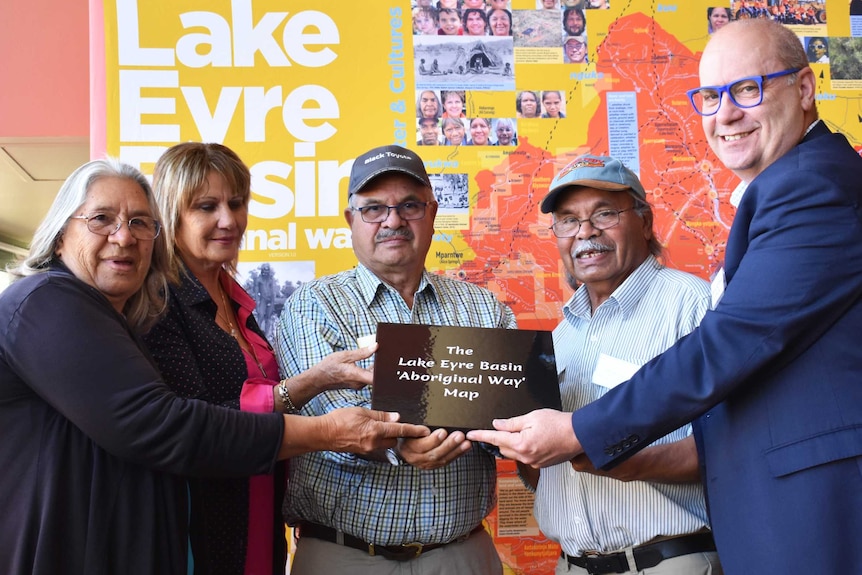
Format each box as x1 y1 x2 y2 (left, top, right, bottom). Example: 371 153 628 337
469 18 862 574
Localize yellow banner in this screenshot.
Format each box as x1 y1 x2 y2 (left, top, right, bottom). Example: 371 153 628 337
99 2 860 566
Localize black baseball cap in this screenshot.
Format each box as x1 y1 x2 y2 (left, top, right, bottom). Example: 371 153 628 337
347 145 431 197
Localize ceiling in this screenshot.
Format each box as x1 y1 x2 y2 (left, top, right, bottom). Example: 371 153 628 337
0 138 91 253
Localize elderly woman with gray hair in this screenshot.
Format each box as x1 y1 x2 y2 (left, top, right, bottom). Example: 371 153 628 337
0 157 426 575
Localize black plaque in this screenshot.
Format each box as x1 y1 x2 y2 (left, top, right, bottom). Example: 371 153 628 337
371 323 561 431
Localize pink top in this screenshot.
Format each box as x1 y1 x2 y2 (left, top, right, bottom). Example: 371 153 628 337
224 276 282 575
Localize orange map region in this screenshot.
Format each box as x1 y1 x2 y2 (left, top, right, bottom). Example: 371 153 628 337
485 459 561 574
449 13 739 331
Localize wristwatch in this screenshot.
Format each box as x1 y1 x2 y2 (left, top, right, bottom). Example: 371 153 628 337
386 447 406 466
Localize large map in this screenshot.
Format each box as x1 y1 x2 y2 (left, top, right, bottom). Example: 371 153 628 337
424 7 859 333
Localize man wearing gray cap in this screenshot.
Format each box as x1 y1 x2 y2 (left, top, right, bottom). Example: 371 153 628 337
274 144 514 574
524 154 721 575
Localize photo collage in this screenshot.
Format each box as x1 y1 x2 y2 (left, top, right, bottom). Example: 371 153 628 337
412 0 609 146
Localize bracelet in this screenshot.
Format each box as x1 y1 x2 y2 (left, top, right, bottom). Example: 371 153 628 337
278 379 299 414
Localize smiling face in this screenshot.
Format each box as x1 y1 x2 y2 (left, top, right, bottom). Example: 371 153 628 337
496 121 514 145
438 9 461 34
554 187 651 308
488 9 511 35
699 23 815 182
565 38 587 63
519 91 539 117
56 177 155 313
465 10 487 35
175 171 248 276
443 119 466 144
443 92 464 117
564 10 585 35
470 118 491 145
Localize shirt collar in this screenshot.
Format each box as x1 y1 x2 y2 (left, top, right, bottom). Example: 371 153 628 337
354 263 436 306
173 267 254 313
563 255 662 320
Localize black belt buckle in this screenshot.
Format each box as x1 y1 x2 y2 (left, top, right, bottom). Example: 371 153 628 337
370 542 424 561
581 551 629 575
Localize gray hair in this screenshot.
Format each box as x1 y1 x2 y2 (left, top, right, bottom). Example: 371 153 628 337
416 90 442 120
495 118 515 131
626 189 664 258
7 157 170 331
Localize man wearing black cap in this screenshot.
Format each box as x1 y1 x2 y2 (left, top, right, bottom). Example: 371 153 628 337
522 154 721 575
274 144 514 574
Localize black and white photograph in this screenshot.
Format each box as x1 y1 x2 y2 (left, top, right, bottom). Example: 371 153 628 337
237 260 315 342
430 173 470 210
415 35 515 90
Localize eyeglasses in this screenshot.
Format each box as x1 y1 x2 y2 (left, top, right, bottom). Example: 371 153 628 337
549 208 633 238
810 44 826 49
686 68 800 117
351 201 430 223
70 212 161 240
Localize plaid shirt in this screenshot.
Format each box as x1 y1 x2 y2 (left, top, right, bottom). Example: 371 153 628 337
274 263 516 545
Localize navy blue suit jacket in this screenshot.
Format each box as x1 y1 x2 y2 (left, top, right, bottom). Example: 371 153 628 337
573 122 862 573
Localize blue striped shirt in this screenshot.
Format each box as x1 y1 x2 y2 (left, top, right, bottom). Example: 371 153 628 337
535 256 712 555
274 263 516 545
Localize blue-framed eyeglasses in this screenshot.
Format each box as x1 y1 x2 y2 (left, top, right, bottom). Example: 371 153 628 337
686 68 800 116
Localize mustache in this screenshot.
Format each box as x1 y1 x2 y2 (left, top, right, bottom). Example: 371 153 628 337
376 228 413 242
572 238 613 259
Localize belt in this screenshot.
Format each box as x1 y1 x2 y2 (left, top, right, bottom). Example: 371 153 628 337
562 532 716 575
298 521 483 562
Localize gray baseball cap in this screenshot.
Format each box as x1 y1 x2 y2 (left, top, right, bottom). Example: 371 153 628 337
348 145 431 197
540 154 645 213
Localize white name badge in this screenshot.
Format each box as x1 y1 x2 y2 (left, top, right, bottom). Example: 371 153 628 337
591 353 641 390
711 268 726 310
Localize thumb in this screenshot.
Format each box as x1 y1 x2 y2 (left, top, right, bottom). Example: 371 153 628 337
349 342 378 361
492 414 526 432
368 409 400 422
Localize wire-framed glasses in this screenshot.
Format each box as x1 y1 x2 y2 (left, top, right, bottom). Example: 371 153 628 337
549 208 633 238
686 68 800 117
70 212 161 240
351 201 430 223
